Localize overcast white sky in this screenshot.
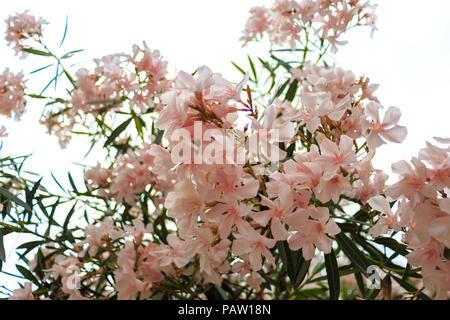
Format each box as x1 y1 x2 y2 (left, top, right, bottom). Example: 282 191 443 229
0 0 449 292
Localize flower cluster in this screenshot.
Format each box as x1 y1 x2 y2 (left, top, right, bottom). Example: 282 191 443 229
3 0 450 301
50 60 413 298
0 68 26 121
41 42 171 147
242 0 377 52
85 143 175 205
376 139 450 299
291 62 407 149
5 11 47 58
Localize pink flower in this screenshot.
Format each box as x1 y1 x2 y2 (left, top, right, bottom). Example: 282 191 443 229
82 217 123 255
295 92 330 133
158 233 191 269
315 170 352 203
129 42 168 82
286 205 341 260
0 68 26 120
363 102 407 150
367 196 413 237
386 158 432 205
206 166 259 203
165 179 206 232
207 202 253 239
85 163 112 189
8 282 33 300
241 7 271 43
232 227 277 271
317 135 357 171
124 217 153 243
421 261 450 300
413 202 450 247
114 242 148 300
253 183 295 240
5 12 47 57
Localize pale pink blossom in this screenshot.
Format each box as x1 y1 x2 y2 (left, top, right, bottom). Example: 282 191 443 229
165 179 205 233
8 282 33 300
317 135 356 171
367 196 413 237
232 227 277 271
207 202 253 239
286 205 341 260
315 170 352 203
253 183 295 240
5 12 47 57
0 68 26 120
363 103 407 150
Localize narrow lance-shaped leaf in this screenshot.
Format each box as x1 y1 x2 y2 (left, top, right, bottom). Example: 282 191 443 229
0 186 32 213
248 55 258 83
59 16 68 47
285 79 298 102
293 254 311 289
0 231 6 262
61 49 84 59
16 265 41 287
231 61 246 75
324 249 340 300
335 233 372 277
30 63 54 74
63 201 77 232
68 172 78 193
22 48 52 57
104 118 132 147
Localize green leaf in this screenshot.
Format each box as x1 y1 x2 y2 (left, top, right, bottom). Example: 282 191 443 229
277 241 311 289
0 232 5 262
27 93 47 99
17 240 46 251
16 264 41 287
400 263 412 286
293 256 311 289
30 63 54 74
44 198 60 237
134 116 146 137
64 69 76 87
247 55 257 82
61 49 84 59
22 48 52 57
17 240 46 259
63 202 77 232
354 271 366 296
68 172 78 193
277 241 294 279
59 16 68 47
284 79 298 102
104 118 132 147
154 129 164 146
231 61 246 75
373 237 409 256
274 79 290 100
25 177 42 208
50 172 66 193
0 187 32 213
391 275 431 300
335 233 372 277
286 143 296 158
444 247 450 260
325 249 340 300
